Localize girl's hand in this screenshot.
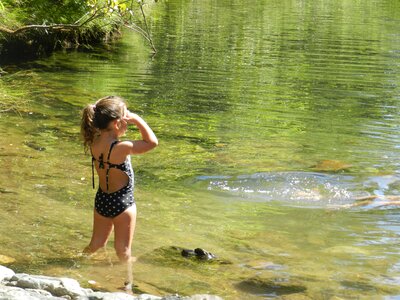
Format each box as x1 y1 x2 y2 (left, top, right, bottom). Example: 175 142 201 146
123 110 140 125
122 109 158 154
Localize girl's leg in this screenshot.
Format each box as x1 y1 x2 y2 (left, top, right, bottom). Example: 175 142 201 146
112 204 137 262
84 209 114 254
113 204 137 289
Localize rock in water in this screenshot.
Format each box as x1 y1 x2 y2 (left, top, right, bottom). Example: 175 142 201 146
24 141 46 151
181 248 215 260
181 249 196 257
194 248 216 260
0 255 15 264
236 276 307 296
312 160 352 172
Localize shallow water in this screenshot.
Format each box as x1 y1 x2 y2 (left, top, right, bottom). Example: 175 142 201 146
1 0 400 299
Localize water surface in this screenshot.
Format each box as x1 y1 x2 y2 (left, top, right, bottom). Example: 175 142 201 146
1 0 400 298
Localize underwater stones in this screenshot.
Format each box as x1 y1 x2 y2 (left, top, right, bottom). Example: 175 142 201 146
312 160 352 172
339 279 376 291
0 255 16 264
76 291 142 299
156 295 222 300
0 188 17 194
235 276 307 297
141 246 231 266
24 141 46 151
181 248 216 261
242 260 285 271
0 265 223 299
322 246 369 256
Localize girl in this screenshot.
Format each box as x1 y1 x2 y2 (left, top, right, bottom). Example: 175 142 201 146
80 95 158 290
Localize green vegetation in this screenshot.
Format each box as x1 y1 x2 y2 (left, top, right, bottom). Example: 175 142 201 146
0 0 156 114
0 0 156 59
0 71 31 113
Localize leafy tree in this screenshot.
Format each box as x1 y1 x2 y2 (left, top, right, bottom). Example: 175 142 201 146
0 0 156 58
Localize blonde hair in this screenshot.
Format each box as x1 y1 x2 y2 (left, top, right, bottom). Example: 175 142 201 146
80 96 126 151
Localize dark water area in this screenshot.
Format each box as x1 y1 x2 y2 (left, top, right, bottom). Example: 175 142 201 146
1 0 400 299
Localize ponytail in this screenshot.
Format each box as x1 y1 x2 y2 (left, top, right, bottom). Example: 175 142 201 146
81 104 98 152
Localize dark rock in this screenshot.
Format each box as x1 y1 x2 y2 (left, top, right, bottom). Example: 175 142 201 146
24 141 46 151
140 246 232 268
0 188 17 194
193 249 215 261
181 249 196 258
181 248 215 261
236 276 306 296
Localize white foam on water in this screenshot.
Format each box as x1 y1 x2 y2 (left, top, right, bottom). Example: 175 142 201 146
199 172 374 208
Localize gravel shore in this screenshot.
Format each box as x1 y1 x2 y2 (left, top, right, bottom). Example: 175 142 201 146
0 265 222 300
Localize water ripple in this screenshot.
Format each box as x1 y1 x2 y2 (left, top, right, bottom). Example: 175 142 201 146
195 172 400 209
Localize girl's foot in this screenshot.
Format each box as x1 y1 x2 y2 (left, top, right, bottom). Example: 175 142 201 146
124 281 132 291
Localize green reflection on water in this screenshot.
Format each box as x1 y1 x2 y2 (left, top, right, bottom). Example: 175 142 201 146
1 0 400 298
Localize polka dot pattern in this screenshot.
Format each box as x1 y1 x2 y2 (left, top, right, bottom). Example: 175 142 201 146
94 156 135 218
95 184 134 218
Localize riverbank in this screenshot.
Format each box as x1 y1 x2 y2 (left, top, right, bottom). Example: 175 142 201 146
0 0 156 62
0 265 222 300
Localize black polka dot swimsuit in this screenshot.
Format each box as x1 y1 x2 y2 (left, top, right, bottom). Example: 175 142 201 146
91 141 134 218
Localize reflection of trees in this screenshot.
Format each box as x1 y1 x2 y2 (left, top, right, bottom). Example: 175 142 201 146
145 0 400 174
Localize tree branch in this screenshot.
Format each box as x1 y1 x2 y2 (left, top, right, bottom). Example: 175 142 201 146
0 7 104 35
138 1 156 53
0 1 157 53
0 23 81 35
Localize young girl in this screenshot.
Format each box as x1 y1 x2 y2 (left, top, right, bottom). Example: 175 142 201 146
80 95 158 289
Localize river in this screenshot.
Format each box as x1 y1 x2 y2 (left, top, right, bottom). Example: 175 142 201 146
1 0 400 299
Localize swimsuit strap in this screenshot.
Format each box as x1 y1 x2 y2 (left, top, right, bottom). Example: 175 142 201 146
91 157 95 189
90 147 96 189
90 141 119 190
90 148 105 189
105 141 119 192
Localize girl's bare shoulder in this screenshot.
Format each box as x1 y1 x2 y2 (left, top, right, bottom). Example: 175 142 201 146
115 140 134 154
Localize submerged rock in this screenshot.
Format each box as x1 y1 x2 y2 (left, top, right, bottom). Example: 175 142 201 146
140 246 231 266
0 255 16 265
0 188 17 194
312 160 352 172
181 248 216 261
24 141 46 151
235 276 306 296
242 260 285 271
322 246 369 256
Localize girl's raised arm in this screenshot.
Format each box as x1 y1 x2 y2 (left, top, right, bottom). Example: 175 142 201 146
124 111 158 154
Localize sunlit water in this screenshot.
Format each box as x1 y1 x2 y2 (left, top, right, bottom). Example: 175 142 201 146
1 0 400 299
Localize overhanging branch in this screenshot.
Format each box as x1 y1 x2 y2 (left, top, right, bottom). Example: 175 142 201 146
0 23 81 35
0 8 103 35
